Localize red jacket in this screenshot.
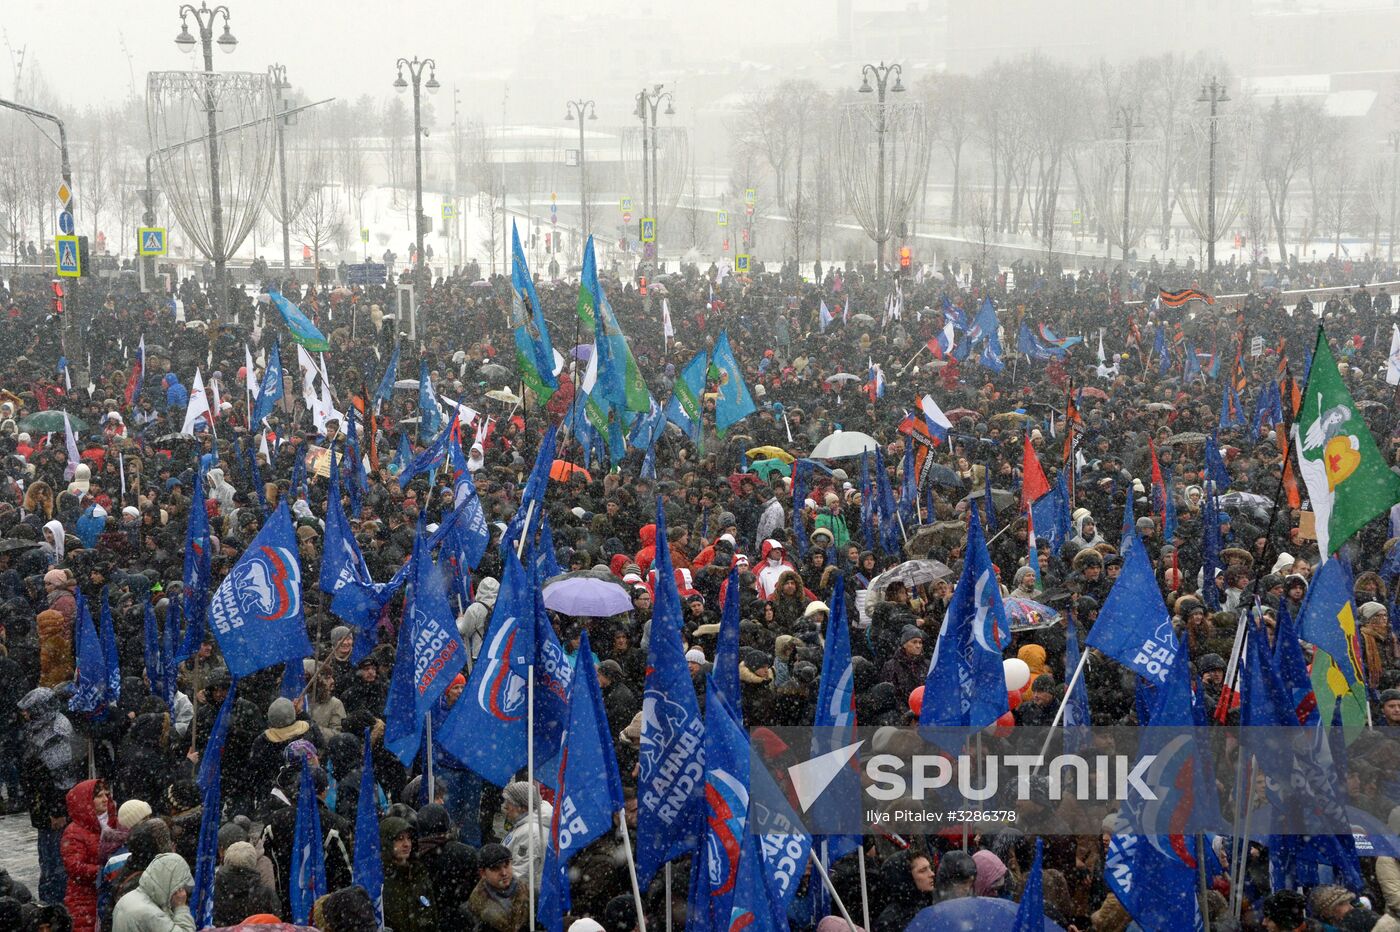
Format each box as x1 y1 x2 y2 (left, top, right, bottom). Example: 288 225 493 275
61 778 117 932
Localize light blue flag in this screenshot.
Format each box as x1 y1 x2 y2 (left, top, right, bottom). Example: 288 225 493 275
191 685 235 929
712 331 756 435
539 630 626 932
69 591 106 713
397 410 457 490
920 507 1010 728
419 357 443 438
686 680 751 932
384 517 469 764
664 349 708 445
268 290 330 351
206 501 313 678
251 340 284 426
1087 528 1179 687
374 342 400 409
637 498 706 886
512 222 559 400
352 727 385 928
99 588 120 706
290 760 327 925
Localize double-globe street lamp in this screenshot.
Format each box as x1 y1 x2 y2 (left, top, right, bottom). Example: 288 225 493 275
394 56 440 286
858 61 904 274
564 98 597 242
634 84 673 313
175 0 237 319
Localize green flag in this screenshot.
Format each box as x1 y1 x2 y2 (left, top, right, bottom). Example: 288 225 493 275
1294 327 1400 556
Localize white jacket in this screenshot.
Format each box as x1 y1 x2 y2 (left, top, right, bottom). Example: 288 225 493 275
504 799 553 891
112 852 195 932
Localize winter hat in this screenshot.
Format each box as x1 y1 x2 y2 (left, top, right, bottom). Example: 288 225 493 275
971 849 1008 895
1197 653 1226 674
1271 552 1295 575
597 659 624 680
569 921 606 932
685 648 706 665
117 799 152 829
223 841 258 871
43 568 67 588
1360 601 1387 621
330 625 351 646
802 601 829 619
899 625 925 647
217 821 247 853
503 781 540 812
1380 689 1400 704
1310 885 1353 917
267 697 297 729
479 842 513 869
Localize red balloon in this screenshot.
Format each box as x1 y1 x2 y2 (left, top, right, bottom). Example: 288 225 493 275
908 685 925 716
1006 689 1022 710
993 711 1016 737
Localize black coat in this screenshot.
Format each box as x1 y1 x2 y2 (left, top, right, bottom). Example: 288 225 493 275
212 864 280 926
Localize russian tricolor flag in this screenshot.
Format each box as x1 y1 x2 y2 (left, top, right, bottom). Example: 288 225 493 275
125 335 145 409
919 393 951 445
927 323 956 359
866 359 885 401
819 300 834 333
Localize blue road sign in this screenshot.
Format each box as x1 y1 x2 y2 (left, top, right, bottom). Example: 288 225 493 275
55 235 81 277
57 211 74 235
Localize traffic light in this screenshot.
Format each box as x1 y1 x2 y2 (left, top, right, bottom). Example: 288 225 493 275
50 280 65 315
544 232 552 253
741 228 750 246
639 276 648 297
899 245 912 270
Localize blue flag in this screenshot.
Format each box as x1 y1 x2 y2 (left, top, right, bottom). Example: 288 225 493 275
637 498 706 886
712 331 756 435
920 508 1010 728
320 447 370 595
539 630 625 932
346 412 365 519
99 587 120 706
439 544 573 786
418 357 445 445
536 515 564 581
874 446 901 555
191 685 235 929
1029 472 1072 553
501 424 558 555
727 833 786 932
206 500 313 679
384 517 469 765
353 727 385 928
712 566 743 718
374 342 400 410
1063 608 1092 753
176 465 212 663
812 574 861 864
443 433 491 589
251 340 284 426
269 290 330 352
397 410 457 490
1087 529 1180 687
142 600 168 712
247 444 266 516
1012 838 1044 932
290 760 327 925
1105 833 1202 932
1273 601 1318 725
159 608 179 712
1205 431 1231 490
69 591 107 714
687 681 751 932
512 222 559 399
1218 378 1247 430
1201 486 1222 611
665 349 708 445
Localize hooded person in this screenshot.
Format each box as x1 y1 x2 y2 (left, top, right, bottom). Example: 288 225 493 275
19 686 79 905
61 778 119 932
204 468 235 513
457 574 501 665
874 849 936 932
1069 510 1104 550
501 781 552 890
380 814 437 932
110 851 194 932
754 539 796 600
42 519 67 564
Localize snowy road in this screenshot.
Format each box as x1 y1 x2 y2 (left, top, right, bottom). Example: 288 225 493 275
0 815 39 897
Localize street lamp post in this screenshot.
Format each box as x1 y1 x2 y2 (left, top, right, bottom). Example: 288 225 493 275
634 84 673 312
394 55 440 289
1113 105 1144 263
858 61 905 276
269 63 292 278
1197 76 1229 275
175 1 237 319
1387 130 1399 264
564 98 597 240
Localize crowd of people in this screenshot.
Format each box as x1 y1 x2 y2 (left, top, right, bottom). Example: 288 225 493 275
0 243 1396 932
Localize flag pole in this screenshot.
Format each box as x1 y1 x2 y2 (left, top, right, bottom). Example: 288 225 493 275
856 845 872 932
425 711 434 803
664 863 672 932
1032 647 1090 768
616 812 648 932
1198 832 1212 932
809 849 858 932
514 498 538 932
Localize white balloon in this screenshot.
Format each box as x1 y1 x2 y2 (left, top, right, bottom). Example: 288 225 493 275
1003 657 1031 692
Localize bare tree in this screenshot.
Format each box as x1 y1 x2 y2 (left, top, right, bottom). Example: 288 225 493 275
1257 98 1328 263
920 74 974 228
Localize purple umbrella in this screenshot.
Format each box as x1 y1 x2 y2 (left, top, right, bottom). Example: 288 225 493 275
572 344 593 361
908 897 1065 932
543 575 632 617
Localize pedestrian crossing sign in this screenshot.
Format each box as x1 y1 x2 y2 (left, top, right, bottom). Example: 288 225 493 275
735 254 750 273
137 227 168 257
55 235 81 277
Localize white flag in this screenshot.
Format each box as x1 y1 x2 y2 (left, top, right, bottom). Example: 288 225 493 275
180 369 213 436
63 412 81 481
296 344 320 411
1387 324 1400 386
245 345 259 399
662 298 674 340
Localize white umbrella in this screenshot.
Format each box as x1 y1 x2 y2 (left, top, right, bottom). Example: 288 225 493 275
825 373 861 384
393 379 421 390
810 429 879 459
